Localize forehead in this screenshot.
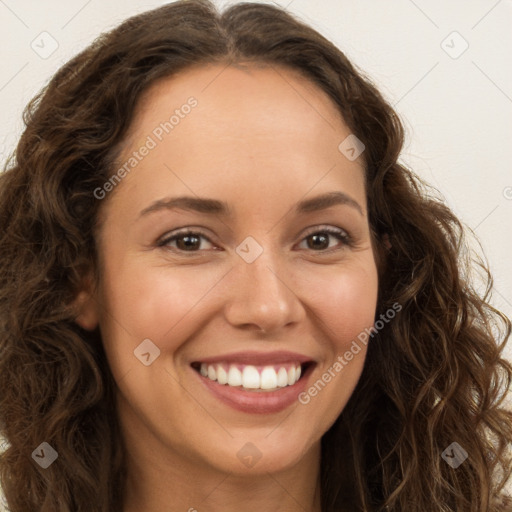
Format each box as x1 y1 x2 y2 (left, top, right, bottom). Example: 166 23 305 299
126 62 350 150
100 63 366 225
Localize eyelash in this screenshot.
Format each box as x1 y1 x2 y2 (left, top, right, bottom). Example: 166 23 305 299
157 226 354 255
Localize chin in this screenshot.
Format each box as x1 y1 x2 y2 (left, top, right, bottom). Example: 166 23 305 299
198 428 319 476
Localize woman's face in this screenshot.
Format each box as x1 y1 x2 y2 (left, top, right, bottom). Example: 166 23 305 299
78 63 379 477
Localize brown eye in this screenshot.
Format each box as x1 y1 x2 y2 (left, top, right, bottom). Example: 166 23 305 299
299 227 352 252
158 230 214 252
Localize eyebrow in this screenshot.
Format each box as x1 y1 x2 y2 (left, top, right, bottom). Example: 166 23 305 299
138 191 364 219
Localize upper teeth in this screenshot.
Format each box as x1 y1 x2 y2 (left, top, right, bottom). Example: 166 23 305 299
199 363 302 390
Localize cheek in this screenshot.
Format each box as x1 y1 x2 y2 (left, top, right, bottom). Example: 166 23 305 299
300 262 378 407
99 247 378 370
99 259 223 352
300 258 379 349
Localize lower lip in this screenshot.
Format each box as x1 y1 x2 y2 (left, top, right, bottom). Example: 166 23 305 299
193 365 314 414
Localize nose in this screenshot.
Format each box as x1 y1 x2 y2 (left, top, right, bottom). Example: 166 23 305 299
222 248 305 334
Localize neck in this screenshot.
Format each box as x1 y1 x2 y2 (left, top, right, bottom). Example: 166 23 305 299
124 462 322 512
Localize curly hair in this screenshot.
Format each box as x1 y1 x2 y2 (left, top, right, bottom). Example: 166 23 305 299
0 1 511 510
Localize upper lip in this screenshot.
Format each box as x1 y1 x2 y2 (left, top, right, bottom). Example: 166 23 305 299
192 350 314 366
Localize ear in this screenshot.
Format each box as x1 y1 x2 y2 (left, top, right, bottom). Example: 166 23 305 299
373 232 392 278
72 274 100 331
382 233 392 250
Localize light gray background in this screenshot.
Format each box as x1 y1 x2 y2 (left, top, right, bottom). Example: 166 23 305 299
0 0 511 504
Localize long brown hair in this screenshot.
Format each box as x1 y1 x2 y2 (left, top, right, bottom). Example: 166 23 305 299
0 1 511 510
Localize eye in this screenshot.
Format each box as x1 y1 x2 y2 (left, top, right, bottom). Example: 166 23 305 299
297 226 353 252
157 229 215 253
157 226 353 255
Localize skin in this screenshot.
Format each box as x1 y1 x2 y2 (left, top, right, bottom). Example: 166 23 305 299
75 62 380 512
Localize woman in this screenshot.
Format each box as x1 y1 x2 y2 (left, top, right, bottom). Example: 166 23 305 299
0 1 511 510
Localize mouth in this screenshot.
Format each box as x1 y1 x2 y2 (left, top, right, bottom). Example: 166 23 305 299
189 351 316 414
190 361 314 392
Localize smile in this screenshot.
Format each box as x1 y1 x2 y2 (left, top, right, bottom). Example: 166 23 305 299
190 351 315 414
193 362 303 391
